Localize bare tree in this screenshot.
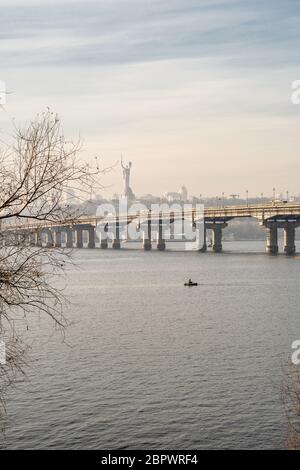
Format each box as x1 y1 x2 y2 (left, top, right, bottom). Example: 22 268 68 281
0 111 104 417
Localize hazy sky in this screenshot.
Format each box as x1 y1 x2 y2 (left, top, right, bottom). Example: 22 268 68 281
0 0 300 198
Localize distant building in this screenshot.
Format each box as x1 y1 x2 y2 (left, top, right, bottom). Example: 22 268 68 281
140 193 155 200
139 194 161 204
163 185 188 203
180 185 188 202
93 193 103 201
163 191 181 203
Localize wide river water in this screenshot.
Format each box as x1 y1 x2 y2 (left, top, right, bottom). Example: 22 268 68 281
1 240 300 449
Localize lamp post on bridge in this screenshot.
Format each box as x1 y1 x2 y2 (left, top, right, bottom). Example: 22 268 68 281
246 190 249 207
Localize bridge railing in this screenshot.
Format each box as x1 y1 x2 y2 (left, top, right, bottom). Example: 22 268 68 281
1 203 300 231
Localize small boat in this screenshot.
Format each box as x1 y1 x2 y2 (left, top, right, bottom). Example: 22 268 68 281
184 279 198 287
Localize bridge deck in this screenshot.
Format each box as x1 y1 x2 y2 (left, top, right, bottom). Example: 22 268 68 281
2 202 300 231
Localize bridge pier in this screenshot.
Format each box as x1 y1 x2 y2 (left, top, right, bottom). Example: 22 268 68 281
13 233 20 245
29 232 35 246
41 229 53 247
35 230 42 247
19 232 26 246
76 228 83 249
157 212 166 251
53 230 61 248
198 224 207 252
65 228 73 248
143 233 152 250
211 223 227 253
284 223 296 255
143 211 152 250
181 209 185 240
112 216 121 249
170 212 175 240
97 223 108 249
100 234 108 249
87 227 95 249
265 222 278 255
24 232 32 246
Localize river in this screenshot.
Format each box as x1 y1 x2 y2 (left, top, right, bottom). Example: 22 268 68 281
1 241 300 449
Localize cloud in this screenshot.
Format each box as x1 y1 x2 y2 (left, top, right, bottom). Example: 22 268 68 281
0 0 299 68
0 0 300 196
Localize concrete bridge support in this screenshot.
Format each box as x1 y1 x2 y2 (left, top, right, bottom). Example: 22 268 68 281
284 224 296 255
18 233 24 246
12 233 20 245
29 232 36 246
211 223 227 253
265 223 278 255
24 232 32 246
65 228 73 248
97 224 108 249
42 229 53 247
112 217 121 249
143 212 152 251
95 229 100 247
53 230 62 248
88 227 95 249
157 213 166 251
199 224 207 252
100 233 108 249
76 228 83 249
170 212 175 240
35 230 42 247
181 209 185 240
15 232 27 245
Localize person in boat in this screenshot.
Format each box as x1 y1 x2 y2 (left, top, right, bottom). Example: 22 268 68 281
185 278 197 286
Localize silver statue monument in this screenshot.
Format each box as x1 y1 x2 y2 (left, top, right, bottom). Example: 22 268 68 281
121 156 135 200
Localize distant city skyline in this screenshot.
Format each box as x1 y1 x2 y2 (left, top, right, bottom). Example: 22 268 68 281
0 0 300 197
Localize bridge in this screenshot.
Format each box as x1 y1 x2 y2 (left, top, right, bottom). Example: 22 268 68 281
2 202 300 255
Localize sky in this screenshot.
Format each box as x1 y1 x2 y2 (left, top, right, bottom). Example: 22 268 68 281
0 0 300 198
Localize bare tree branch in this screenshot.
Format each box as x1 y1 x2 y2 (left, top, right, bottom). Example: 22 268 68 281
0 111 107 418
